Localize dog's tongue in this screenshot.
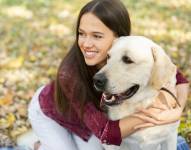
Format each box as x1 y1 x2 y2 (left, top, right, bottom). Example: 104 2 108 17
100 92 129 107
100 93 113 108
104 92 113 99
100 93 119 107
100 95 105 108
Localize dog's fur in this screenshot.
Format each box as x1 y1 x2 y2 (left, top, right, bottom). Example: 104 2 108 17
94 36 178 150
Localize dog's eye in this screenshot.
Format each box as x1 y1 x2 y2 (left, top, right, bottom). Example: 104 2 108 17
122 56 133 64
107 54 110 59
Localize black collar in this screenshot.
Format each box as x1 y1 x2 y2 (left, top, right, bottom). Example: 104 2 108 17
160 87 181 107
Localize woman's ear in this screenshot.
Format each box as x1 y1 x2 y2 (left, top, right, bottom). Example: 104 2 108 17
149 46 177 90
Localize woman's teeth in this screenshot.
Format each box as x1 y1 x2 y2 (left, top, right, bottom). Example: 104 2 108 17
84 51 98 58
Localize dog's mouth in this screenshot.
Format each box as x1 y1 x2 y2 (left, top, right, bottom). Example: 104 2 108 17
100 84 140 106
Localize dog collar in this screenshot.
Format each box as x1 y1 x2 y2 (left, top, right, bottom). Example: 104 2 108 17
160 87 181 107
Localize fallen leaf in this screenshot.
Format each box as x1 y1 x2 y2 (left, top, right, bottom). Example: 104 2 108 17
0 113 15 129
0 92 13 106
6 56 24 69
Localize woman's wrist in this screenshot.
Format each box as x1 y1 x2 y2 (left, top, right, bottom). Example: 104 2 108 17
176 83 189 111
119 116 145 138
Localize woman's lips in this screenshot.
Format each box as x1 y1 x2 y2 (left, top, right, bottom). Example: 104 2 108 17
84 50 98 59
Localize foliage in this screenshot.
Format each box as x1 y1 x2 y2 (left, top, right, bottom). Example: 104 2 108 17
0 0 190 147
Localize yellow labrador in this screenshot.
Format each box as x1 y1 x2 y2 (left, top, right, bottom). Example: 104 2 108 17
93 36 179 150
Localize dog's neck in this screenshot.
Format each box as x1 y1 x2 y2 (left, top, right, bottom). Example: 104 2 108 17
129 86 158 103
124 86 159 113
107 86 159 120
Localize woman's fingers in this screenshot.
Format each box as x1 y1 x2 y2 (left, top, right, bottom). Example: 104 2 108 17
34 141 41 150
134 123 155 130
131 114 163 125
133 107 182 126
150 103 169 110
139 109 163 121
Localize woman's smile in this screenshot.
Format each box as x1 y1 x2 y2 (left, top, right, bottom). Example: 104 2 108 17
78 13 116 67
83 50 99 59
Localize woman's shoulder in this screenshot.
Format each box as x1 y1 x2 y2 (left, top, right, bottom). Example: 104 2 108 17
38 81 55 112
39 81 55 98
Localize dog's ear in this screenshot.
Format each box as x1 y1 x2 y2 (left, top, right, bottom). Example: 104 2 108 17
149 46 177 90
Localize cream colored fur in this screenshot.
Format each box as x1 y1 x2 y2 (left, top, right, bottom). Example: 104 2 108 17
97 36 178 150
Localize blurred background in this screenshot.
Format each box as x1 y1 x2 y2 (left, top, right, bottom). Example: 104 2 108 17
0 0 190 147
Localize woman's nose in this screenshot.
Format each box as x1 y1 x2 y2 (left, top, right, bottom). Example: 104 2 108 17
83 37 93 48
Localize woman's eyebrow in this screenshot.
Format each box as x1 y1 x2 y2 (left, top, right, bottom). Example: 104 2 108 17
92 32 104 35
78 28 104 35
78 28 84 32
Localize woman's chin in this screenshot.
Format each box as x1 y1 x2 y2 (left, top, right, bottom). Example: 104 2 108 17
85 59 106 68
85 60 97 66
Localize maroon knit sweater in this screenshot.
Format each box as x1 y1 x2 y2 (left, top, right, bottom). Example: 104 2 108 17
39 61 188 146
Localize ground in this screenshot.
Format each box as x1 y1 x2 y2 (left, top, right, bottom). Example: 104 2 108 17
0 0 190 147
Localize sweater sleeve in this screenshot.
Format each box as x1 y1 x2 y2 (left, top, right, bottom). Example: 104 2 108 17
59 66 122 146
176 70 189 85
76 102 122 145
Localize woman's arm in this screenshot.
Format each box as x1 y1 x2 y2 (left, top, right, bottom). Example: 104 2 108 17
131 83 189 128
119 116 147 138
176 83 189 111
176 70 189 110
88 83 189 145
117 73 189 138
131 68 189 128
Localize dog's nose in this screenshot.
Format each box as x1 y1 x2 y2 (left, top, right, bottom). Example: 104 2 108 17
93 73 107 91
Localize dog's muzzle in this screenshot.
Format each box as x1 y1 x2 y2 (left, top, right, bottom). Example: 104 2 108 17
100 84 140 107
93 73 107 91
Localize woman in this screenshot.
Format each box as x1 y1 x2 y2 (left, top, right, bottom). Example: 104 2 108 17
28 0 189 150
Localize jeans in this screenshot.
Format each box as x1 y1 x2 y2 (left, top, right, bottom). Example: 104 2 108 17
28 86 103 150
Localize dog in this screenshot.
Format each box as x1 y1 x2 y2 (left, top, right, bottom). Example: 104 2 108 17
93 36 179 150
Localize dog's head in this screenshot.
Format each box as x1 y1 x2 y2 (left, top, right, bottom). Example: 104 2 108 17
93 36 176 107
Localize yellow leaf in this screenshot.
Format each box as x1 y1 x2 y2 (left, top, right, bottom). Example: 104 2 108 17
7 113 15 126
6 56 24 69
0 91 13 106
0 113 15 129
47 68 57 76
0 77 5 83
171 51 178 59
0 118 8 129
29 55 37 62
11 126 28 138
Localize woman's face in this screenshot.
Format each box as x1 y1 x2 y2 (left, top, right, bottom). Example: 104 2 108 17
78 13 116 68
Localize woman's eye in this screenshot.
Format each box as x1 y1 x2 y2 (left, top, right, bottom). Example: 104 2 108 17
94 35 102 39
107 54 110 59
78 32 85 37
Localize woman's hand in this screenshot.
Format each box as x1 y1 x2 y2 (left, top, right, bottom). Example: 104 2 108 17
34 141 41 150
132 90 182 130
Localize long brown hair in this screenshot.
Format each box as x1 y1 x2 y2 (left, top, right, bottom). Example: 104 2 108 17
55 0 131 115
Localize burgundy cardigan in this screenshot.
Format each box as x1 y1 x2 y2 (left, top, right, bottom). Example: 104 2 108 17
39 62 188 146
